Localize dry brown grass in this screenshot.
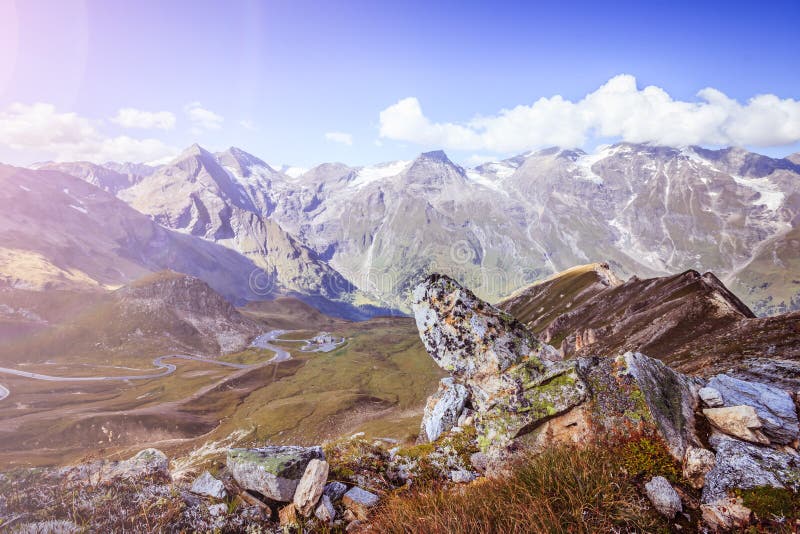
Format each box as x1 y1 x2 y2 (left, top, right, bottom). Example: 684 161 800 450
368 442 668 534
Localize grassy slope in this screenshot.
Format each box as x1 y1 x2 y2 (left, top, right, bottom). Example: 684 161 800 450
195 318 443 449
498 264 616 334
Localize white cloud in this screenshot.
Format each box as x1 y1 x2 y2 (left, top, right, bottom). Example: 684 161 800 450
0 102 179 164
111 108 176 130
185 102 223 133
325 131 353 146
379 75 800 152
239 119 257 131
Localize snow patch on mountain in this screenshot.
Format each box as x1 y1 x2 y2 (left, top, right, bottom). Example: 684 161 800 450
482 161 518 180
731 175 784 211
465 170 507 195
573 145 620 184
350 160 410 189
69 204 89 214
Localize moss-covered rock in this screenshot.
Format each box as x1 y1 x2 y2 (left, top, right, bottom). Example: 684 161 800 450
226 445 324 502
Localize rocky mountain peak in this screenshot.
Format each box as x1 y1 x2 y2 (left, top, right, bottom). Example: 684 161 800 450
217 146 274 175
177 143 211 159
417 150 452 163
119 270 238 313
404 150 466 187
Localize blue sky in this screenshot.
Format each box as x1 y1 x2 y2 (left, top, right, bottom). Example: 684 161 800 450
0 0 798 167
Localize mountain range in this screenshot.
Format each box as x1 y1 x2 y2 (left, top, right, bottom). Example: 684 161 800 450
22 142 800 316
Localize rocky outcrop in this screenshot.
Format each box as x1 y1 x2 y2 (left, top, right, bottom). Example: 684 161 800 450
419 377 468 443
413 275 586 454
413 274 707 460
702 433 800 503
227 446 325 502
62 448 170 485
707 374 799 445
412 273 800 530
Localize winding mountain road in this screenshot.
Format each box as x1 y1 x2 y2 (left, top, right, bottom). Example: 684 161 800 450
0 329 294 402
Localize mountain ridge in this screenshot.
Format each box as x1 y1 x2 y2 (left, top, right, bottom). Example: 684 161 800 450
25 141 800 316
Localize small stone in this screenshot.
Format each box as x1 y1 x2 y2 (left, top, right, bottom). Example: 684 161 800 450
469 451 488 473
457 408 475 427
207 503 227 518
703 405 770 444
346 519 363 532
701 497 752 532
279 503 299 527
324 480 348 501
343 509 357 522
342 486 380 520
644 476 683 518
449 469 476 483
314 494 336 525
699 386 724 408
293 459 329 517
682 447 715 490
190 471 227 500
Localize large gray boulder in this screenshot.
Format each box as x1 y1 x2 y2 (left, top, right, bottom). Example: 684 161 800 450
622 352 704 460
412 274 561 404
707 374 799 445
419 377 469 443
702 433 800 503
227 446 325 502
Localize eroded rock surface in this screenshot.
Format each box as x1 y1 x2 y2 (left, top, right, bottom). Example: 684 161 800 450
419 377 468 443
707 374 799 445
702 433 800 503
645 476 683 518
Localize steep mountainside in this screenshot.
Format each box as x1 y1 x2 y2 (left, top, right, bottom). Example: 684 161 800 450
265 144 800 314
34 161 143 194
47 143 800 315
118 145 355 302
0 164 261 301
498 263 800 377
0 271 261 363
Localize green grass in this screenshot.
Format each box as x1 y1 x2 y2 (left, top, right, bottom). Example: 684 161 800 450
206 318 443 448
217 348 276 365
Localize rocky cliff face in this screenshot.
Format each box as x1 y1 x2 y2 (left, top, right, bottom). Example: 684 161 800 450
412 274 800 529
